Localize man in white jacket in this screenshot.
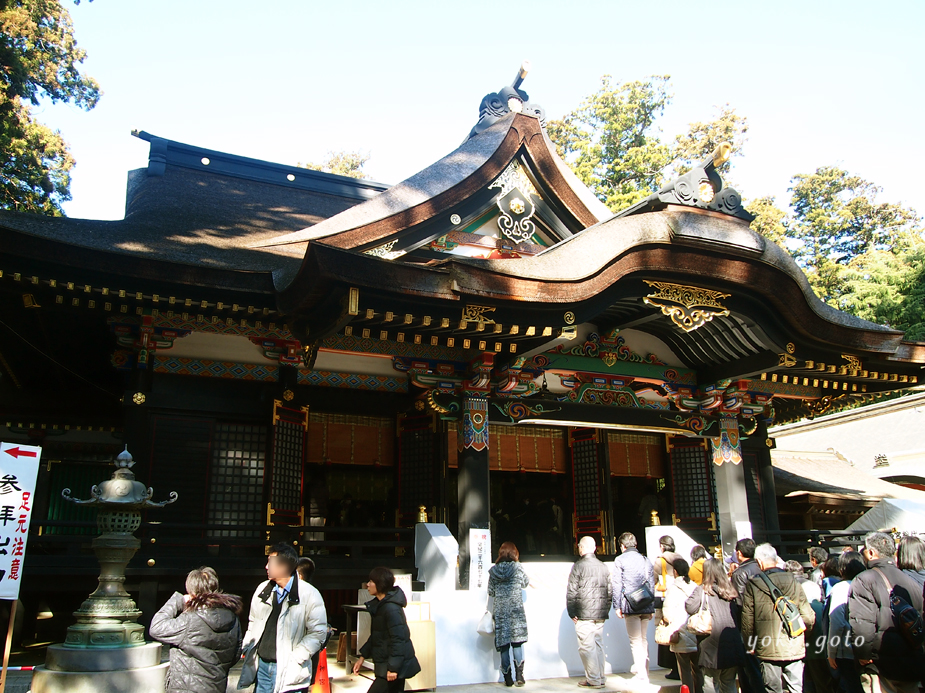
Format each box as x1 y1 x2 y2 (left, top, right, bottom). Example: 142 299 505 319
242 542 328 693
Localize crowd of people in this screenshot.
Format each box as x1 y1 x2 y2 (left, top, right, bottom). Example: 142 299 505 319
142 531 925 693
496 531 925 692
147 542 418 693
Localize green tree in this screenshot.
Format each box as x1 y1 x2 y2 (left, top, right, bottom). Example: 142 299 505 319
671 105 748 178
548 78 749 213
786 166 922 308
0 0 100 215
746 195 788 247
546 75 673 212
299 150 369 179
547 75 925 343
788 166 920 267
837 241 925 339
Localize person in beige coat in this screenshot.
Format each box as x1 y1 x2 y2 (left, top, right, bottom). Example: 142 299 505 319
240 543 328 693
662 558 703 693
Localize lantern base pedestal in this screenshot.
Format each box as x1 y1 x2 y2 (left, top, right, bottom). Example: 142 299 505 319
60 618 146 649
45 641 161 671
31 642 167 693
31 662 168 693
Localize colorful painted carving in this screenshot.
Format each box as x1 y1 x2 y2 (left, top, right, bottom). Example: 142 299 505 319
249 337 304 366
550 330 665 366
110 316 191 369
462 396 489 451
710 416 742 466
491 399 561 422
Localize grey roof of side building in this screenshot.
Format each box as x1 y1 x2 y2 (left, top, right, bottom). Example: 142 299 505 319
770 389 925 436
772 449 925 501
0 132 391 274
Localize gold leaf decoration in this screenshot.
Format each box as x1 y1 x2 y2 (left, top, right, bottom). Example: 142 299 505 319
642 280 731 333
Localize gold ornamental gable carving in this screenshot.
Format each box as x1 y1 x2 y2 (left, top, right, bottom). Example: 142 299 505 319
779 342 797 367
488 159 540 245
842 354 862 370
642 280 731 333
461 304 496 325
364 240 405 260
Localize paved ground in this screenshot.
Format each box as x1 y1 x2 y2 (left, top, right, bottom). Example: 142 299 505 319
322 660 711 693
6 654 714 692
3 670 31 693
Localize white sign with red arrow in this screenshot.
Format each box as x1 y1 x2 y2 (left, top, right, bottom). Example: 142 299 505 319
0 443 42 600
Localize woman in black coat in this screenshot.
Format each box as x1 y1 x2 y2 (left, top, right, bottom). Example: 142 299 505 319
353 566 421 693
684 558 745 693
149 566 243 693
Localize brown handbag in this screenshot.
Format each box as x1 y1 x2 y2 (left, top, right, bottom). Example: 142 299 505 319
654 620 673 645
687 589 713 635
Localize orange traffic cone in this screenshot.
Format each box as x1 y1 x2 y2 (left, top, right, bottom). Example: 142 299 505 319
311 648 330 693
680 686 690 693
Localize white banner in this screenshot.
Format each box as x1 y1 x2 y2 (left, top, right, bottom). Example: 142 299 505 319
0 443 42 600
468 527 491 591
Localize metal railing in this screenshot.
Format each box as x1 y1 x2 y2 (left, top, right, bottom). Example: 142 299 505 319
754 528 869 563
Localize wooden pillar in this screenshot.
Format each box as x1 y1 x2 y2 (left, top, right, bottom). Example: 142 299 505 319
710 417 751 557
712 459 751 557
756 420 781 536
457 394 489 590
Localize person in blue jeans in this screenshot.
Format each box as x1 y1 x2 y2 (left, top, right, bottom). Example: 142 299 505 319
240 542 328 693
489 541 531 687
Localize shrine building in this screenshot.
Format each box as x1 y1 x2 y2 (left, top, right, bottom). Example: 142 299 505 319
1 66 923 640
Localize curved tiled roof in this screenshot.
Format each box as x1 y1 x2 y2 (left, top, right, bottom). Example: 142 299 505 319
255 112 613 254
0 134 386 279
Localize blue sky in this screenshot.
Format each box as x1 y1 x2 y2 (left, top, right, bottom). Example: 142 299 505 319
36 0 925 221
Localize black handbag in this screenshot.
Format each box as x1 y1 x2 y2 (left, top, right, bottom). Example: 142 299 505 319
625 582 655 611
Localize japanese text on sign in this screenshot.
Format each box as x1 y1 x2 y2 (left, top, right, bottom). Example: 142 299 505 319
0 443 41 600
469 528 491 591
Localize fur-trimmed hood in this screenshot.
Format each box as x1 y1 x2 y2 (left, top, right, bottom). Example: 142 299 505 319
185 592 243 633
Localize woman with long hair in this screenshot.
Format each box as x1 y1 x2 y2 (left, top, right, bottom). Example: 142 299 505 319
353 566 421 693
662 558 703 693
685 558 745 693
488 541 530 687
897 535 925 589
149 566 243 693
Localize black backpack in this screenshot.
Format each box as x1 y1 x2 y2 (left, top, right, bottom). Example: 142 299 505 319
756 572 806 638
873 568 925 649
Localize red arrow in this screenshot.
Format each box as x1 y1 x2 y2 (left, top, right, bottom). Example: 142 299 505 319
3 447 37 459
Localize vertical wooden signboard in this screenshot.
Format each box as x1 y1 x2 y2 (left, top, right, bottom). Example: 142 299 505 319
0 442 41 693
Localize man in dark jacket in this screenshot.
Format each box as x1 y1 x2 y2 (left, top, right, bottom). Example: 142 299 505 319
741 543 815 693
612 531 656 684
732 538 764 604
731 537 765 693
567 536 613 689
848 531 925 693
